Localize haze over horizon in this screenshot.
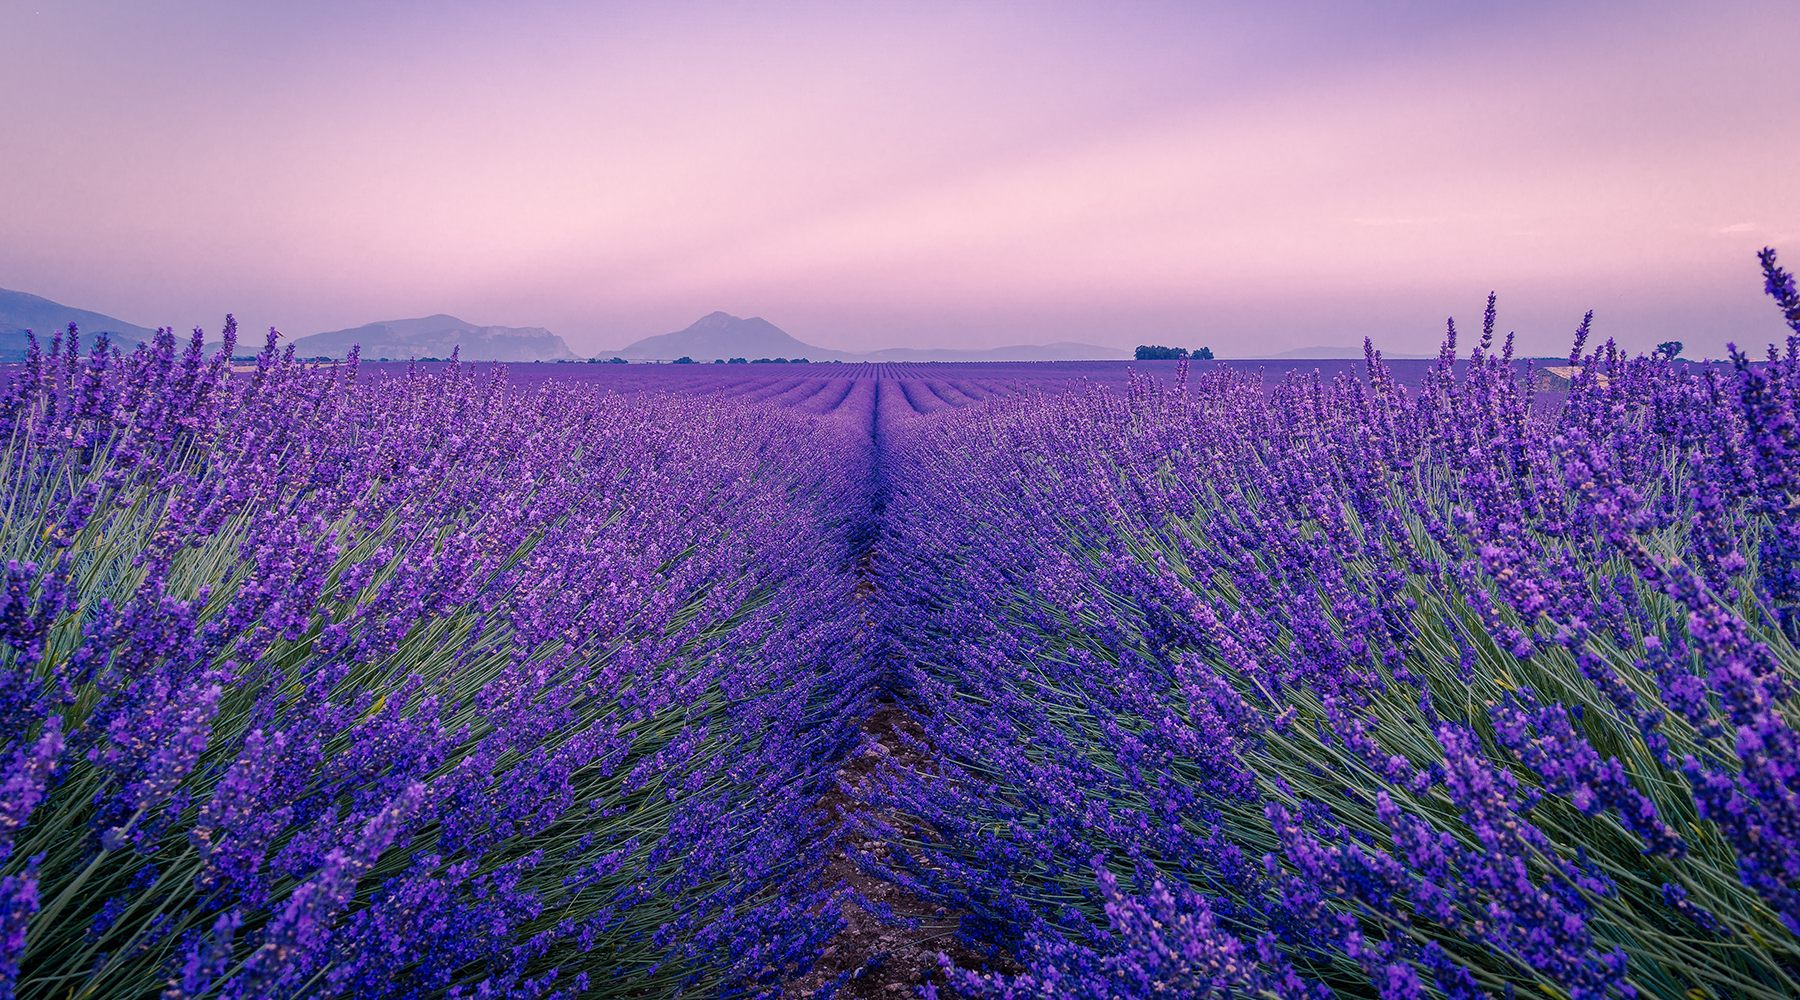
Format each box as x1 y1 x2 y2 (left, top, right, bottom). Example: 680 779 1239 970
3 0 1796 360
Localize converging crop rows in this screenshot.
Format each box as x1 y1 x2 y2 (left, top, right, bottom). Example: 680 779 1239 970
5 250 1800 999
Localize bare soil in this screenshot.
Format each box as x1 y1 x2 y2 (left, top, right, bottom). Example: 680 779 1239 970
784 703 1020 999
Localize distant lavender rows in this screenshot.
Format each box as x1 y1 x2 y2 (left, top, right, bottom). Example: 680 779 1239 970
351 358 1565 391
2 354 1719 412
314 355 1744 411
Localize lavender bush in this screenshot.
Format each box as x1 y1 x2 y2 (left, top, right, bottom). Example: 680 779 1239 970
7 251 1800 1000
853 252 1800 999
0 326 880 998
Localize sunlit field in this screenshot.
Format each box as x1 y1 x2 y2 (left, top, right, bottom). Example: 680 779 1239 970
4 250 1800 999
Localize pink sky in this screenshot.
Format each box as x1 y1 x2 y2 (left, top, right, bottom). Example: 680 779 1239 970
2 0 1795 358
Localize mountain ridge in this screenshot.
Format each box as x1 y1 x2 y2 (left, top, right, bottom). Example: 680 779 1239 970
289 315 579 362
0 287 158 359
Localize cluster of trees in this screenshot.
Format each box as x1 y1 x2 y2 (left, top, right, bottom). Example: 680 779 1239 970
1134 345 1213 360
692 357 813 364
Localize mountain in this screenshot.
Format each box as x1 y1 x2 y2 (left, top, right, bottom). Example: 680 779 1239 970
608 312 1127 362
614 312 817 360
289 315 579 362
0 287 158 359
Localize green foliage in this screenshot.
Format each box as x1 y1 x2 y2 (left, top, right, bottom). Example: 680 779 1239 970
1134 345 1188 360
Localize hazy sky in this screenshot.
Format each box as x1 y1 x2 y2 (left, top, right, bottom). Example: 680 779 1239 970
3 0 1795 358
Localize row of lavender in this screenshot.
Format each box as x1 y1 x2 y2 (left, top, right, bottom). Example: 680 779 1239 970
857 254 1800 999
0 325 881 998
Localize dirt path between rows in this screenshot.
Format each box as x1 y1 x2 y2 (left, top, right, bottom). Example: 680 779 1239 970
783 697 1021 999
785 394 1020 997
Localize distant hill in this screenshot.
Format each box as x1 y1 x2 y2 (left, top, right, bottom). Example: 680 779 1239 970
608 312 1128 362
0 287 157 360
614 312 817 360
290 315 579 362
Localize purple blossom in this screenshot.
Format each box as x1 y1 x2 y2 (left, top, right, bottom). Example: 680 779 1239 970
3 260 1800 999
0 854 40 1000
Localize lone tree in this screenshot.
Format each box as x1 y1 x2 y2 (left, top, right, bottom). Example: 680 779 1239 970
1135 345 1188 360
1194 347 1214 360
1655 341 1683 360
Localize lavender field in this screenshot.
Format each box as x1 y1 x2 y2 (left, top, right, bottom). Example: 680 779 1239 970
2 252 1800 1000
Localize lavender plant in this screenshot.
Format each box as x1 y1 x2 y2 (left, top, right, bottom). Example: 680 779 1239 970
0 324 880 998
856 252 1800 1000
8 251 1798 1000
